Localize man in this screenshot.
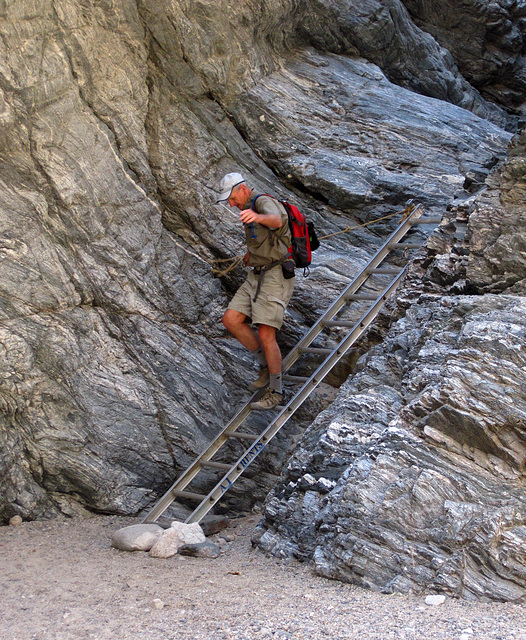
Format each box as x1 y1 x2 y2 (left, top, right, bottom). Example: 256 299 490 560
216 172 295 410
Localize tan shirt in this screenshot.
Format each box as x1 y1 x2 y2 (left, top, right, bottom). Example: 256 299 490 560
242 191 291 267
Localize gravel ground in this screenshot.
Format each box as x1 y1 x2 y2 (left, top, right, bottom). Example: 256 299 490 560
1 514 525 640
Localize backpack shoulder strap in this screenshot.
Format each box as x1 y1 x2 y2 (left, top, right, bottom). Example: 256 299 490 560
251 193 276 210
251 194 291 254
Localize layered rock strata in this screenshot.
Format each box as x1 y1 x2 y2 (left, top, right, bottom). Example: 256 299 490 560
254 132 526 601
0 0 523 550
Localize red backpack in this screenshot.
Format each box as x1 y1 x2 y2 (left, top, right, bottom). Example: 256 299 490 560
252 195 319 270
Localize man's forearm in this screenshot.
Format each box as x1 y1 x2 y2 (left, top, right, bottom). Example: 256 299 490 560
239 209 282 228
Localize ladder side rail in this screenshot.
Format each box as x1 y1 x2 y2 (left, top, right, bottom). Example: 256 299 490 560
141 396 263 523
282 204 424 374
186 268 408 524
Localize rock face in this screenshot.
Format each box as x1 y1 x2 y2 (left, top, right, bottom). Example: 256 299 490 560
0 1 525 601
254 294 526 600
401 0 526 112
253 129 526 600
467 130 526 293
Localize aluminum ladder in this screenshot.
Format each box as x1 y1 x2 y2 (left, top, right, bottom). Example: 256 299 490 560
142 202 439 524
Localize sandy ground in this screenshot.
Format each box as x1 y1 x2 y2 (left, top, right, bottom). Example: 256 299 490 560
1 514 525 640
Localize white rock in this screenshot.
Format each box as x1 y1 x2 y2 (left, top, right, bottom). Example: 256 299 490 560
170 521 206 545
9 515 23 526
425 594 446 606
149 522 206 558
150 527 183 558
152 598 165 610
111 524 164 552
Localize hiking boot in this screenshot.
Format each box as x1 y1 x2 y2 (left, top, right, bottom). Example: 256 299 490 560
250 388 283 411
249 366 269 391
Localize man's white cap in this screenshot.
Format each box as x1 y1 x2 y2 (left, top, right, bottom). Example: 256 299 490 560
216 172 245 202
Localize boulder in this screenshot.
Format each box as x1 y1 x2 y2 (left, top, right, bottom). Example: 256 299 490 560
111 524 163 552
201 515 230 537
149 527 183 559
170 521 206 545
149 521 206 558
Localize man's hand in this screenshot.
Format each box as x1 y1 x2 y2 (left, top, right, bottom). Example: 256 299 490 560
243 251 250 267
239 208 259 224
239 209 282 229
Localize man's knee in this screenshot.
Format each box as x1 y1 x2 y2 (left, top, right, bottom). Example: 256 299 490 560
223 308 245 332
258 324 277 346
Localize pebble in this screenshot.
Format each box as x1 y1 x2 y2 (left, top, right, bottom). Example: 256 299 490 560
219 532 235 542
425 595 446 606
9 515 23 526
152 598 165 610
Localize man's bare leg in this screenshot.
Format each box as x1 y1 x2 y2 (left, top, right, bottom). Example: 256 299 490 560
222 309 260 351
258 324 283 398
223 311 283 400
258 324 281 375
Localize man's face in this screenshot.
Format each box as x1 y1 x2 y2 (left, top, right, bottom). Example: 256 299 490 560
228 184 248 209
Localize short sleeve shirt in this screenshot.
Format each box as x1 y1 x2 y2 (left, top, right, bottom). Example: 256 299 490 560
243 191 291 267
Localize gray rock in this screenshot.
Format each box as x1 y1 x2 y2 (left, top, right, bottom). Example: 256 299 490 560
0 6 524 605
149 527 182 558
178 542 222 559
294 0 513 129
467 129 526 294
256 292 526 601
229 50 511 219
401 0 526 112
201 515 230 537
111 524 163 552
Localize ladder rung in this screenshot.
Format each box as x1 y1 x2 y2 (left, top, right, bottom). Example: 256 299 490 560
172 489 208 501
251 404 286 412
345 293 378 301
323 320 356 328
283 374 310 384
200 461 232 471
368 267 402 275
299 347 333 355
225 431 259 441
411 218 442 224
388 242 421 249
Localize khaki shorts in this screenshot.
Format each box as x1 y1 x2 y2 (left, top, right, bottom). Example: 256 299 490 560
228 267 295 329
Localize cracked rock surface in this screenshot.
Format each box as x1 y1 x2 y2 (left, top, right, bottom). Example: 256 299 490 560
1 1 526 601
254 129 526 601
